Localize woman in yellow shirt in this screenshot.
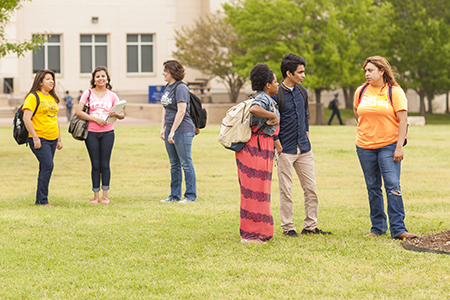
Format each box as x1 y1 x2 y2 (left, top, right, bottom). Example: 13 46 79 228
353 56 415 240
23 69 63 207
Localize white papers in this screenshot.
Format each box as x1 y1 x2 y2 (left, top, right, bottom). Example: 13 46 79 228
106 100 126 124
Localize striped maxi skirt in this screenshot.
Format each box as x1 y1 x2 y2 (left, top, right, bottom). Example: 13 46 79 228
235 125 278 241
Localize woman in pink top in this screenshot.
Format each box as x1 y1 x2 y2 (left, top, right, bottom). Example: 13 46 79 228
75 66 125 204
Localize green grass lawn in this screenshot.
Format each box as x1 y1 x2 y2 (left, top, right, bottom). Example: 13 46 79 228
1 124 450 299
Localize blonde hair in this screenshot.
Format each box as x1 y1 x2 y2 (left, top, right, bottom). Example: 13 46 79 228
363 56 399 87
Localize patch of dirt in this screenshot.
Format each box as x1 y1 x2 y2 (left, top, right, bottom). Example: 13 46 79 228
403 230 450 252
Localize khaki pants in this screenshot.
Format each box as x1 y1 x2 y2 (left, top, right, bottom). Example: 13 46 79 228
276 147 318 231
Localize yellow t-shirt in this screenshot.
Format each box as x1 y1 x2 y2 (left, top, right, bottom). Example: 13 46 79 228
354 83 407 149
22 91 59 140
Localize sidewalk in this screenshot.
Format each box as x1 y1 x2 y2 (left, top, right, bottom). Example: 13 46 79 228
1 116 159 127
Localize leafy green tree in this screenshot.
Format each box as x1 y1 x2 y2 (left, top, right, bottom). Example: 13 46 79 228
225 0 392 122
0 0 44 58
226 0 340 124
385 0 450 115
331 0 393 108
173 13 247 103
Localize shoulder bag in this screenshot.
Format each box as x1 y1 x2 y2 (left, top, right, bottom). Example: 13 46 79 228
68 90 90 141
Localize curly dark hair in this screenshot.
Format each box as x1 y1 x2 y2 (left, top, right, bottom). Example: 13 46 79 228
250 64 274 91
163 60 185 81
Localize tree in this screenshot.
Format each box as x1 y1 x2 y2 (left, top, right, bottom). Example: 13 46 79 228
385 0 450 116
0 0 44 58
225 0 341 125
331 0 393 109
173 13 247 103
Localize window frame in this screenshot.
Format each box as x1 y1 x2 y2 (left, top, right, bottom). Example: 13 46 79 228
126 33 155 74
32 34 62 74
80 34 109 74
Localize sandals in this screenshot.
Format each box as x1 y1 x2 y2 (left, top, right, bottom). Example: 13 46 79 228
240 238 266 244
90 198 110 204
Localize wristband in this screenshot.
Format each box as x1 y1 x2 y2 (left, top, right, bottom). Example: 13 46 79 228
33 138 39 141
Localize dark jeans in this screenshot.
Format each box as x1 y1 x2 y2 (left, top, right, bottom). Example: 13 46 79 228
328 108 343 125
85 130 115 192
29 137 57 205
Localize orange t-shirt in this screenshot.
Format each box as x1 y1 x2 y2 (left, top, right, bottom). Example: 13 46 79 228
354 83 407 149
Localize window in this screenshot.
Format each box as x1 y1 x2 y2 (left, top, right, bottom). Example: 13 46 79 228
127 34 154 73
80 34 108 73
32 34 61 74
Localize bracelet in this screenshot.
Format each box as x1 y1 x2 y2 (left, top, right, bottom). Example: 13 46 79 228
33 138 39 141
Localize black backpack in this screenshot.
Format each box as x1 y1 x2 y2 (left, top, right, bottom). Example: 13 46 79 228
277 84 309 118
173 81 207 130
328 99 336 109
13 92 40 145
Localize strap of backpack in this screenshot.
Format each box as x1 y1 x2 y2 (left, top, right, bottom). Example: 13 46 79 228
31 92 40 118
296 84 309 117
170 81 188 112
357 84 370 104
358 83 393 106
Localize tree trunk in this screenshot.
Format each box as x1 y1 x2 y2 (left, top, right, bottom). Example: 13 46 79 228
314 88 323 125
446 91 449 114
418 91 426 117
226 75 246 103
343 87 351 109
426 92 434 114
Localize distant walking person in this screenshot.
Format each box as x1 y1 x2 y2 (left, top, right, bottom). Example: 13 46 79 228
272 53 332 237
159 60 197 203
64 90 73 121
237 64 280 244
75 66 125 204
354 55 415 240
327 92 343 125
22 69 63 207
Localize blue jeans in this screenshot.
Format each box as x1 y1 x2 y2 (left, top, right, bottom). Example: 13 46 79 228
85 130 115 192
29 137 57 205
164 130 197 200
356 143 408 238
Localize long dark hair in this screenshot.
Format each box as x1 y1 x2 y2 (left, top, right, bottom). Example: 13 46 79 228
90 66 113 90
26 69 60 103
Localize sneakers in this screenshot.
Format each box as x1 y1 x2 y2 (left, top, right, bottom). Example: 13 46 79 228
283 230 299 237
160 198 177 203
301 228 332 235
179 198 195 203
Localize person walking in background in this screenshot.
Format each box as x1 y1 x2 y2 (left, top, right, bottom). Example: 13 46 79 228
327 92 343 125
77 90 83 103
159 60 197 203
354 56 415 240
75 66 125 205
64 90 73 122
22 69 63 207
237 64 280 244
272 53 332 237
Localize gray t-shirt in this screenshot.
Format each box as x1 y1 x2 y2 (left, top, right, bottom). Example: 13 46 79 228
161 81 195 133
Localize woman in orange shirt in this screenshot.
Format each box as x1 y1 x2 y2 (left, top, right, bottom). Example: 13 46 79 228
353 56 415 240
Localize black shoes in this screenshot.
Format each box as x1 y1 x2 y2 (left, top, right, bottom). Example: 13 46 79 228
283 230 299 237
301 228 332 235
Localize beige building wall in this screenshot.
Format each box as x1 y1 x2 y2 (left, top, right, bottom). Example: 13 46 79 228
0 0 229 101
